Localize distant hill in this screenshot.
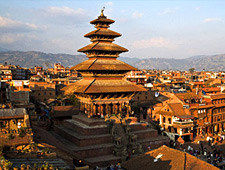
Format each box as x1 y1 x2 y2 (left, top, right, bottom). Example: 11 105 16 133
0 47 10 52
121 54 225 71
0 51 225 71
0 51 86 68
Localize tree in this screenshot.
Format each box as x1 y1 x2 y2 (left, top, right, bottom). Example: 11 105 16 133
189 68 195 74
189 68 195 81
70 95 79 106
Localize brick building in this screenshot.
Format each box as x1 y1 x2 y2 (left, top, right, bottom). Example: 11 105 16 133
29 82 56 103
153 102 194 141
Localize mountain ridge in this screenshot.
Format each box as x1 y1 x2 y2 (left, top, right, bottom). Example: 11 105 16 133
0 50 225 71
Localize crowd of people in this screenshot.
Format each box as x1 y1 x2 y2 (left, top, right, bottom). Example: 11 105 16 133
168 135 225 168
93 162 123 170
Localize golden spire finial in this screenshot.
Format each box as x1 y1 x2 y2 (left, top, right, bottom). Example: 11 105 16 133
100 6 105 16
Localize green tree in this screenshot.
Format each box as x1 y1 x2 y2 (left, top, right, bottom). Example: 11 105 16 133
70 95 79 106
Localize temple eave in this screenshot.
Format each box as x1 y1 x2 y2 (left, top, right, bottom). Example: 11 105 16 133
77 47 128 53
90 18 115 24
62 79 146 95
84 29 121 37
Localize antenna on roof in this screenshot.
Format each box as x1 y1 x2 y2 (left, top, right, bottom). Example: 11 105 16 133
154 153 163 162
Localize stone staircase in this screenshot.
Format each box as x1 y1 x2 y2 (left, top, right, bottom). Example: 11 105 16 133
129 123 169 150
53 114 120 167
51 114 169 167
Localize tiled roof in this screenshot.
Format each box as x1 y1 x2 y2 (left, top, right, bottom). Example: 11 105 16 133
84 29 121 37
77 42 128 52
156 103 190 117
62 79 146 95
175 93 201 100
90 17 115 24
70 59 137 71
62 79 94 95
168 103 186 116
122 145 219 170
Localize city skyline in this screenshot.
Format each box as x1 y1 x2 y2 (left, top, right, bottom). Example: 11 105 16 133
0 0 225 59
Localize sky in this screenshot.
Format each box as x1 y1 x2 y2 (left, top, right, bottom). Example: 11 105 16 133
0 0 225 59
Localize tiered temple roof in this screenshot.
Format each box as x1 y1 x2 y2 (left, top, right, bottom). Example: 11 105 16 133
63 9 146 116
64 9 145 95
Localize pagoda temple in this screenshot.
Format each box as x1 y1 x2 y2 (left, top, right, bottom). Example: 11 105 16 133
63 9 146 117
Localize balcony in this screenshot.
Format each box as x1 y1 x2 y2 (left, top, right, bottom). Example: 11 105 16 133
173 120 194 126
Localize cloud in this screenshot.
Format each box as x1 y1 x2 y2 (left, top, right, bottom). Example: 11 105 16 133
132 11 143 19
132 37 177 49
158 8 179 15
0 16 40 33
104 2 113 7
204 18 221 23
41 6 88 25
0 33 37 44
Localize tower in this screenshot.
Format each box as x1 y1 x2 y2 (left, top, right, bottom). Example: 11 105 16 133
63 9 146 117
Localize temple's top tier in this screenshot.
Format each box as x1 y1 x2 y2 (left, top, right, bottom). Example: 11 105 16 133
77 8 128 58
90 8 115 28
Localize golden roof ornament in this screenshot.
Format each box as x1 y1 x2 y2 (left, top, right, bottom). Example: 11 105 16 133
100 6 105 17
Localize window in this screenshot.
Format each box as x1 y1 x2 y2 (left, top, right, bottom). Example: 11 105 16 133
38 93 40 96
163 117 166 123
168 118 171 124
174 128 177 133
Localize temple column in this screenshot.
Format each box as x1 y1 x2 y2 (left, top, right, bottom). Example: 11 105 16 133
84 103 87 114
88 104 91 117
100 104 103 115
113 103 116 114
94 104 97 115
91 103 94 116
106 104 110 116
119 103 122 113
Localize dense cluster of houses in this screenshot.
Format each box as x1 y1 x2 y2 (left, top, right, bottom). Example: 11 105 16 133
127 69 225 142
1 61 225 169
1 62 225 145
